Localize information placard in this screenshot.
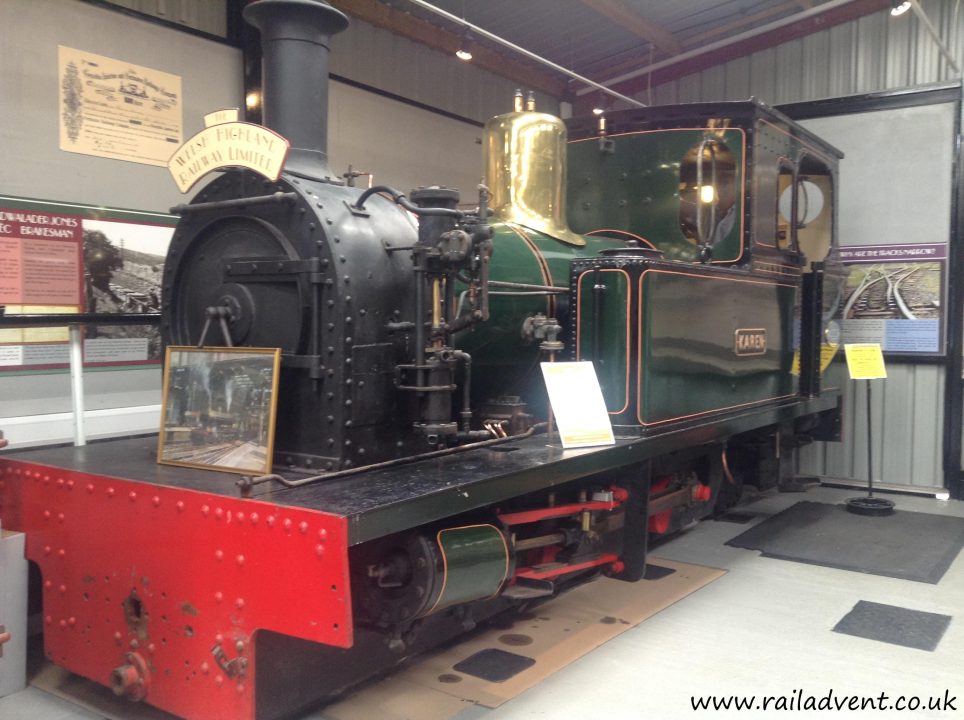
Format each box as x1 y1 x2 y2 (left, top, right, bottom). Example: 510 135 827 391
58 46 182 167
844 343 887 380
0 195 175 373
835 243 945 356
540 362 615 448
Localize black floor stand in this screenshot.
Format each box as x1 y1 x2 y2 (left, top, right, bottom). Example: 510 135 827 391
846 379 895 517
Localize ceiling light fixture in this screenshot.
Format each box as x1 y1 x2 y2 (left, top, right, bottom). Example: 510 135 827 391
455 28 473 62
890 0 911 16
592 107 605 115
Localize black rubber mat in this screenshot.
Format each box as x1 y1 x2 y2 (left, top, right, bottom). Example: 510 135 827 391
833 600 952 651
452 648 536 682
725 501 964 584
714 511 758 524
643 564 677 580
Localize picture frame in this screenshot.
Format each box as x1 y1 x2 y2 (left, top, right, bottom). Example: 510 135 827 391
157 346 281 475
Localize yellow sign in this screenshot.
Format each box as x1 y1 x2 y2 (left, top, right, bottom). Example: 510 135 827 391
167 122 289 193
790 343 840 376
0 305 77 345
540 362 615 448
204 108 240 128
844 343 887 379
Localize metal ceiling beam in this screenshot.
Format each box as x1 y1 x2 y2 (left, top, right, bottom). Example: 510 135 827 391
909 0 961 74
588 1 798 87
401 0 647 107
577 0 680 56
326 0 568 98
574 0 890 114
684 1 800 47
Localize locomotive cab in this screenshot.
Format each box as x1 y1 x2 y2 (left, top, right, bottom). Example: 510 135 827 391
565 102 846 433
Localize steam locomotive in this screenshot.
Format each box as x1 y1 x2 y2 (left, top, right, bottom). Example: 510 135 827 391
0 1 845 718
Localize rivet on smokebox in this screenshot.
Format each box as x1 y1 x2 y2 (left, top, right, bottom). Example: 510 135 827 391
57 478 64 487
215 592 223 603
129 491 137 502
315 544 325 557
299 522 309 534
152 496 161 507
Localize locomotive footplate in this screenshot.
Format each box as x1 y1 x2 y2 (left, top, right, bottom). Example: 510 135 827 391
0 392 838 720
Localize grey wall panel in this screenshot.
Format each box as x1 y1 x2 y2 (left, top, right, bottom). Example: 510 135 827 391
0 0 242 427
0 369 161 417
724 56 752 101
801 105 954 248
328 79 483 199
795 105 956 488
329 17 558 124
749 48 778 103
0 1 548 439
646 0 962 107
801 31 832 101
801 366 945 488
104 0 228 37
0 0 242 214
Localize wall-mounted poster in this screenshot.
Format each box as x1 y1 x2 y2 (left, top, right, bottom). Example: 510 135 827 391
834 243 945 356
58 46 182 167
0 195 175 373
158 346 281 475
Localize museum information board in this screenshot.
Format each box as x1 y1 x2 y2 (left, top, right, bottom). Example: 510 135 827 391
835 243 945 356
0 196 175 373
58 46 183 167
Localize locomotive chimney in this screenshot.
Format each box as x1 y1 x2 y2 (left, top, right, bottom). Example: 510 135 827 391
243 0 348 181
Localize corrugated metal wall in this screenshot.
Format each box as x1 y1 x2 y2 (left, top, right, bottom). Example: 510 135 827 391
642 0 962 106
636 1 962 489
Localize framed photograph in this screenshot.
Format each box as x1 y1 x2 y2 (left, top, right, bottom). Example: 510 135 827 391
158 346 281 475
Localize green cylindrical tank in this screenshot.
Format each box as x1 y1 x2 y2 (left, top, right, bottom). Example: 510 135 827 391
456 95 622 413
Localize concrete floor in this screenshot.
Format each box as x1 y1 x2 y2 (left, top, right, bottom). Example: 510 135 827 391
2 485 962 720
